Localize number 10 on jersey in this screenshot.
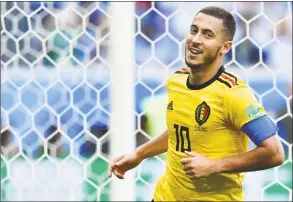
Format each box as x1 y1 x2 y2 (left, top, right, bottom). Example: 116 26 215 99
174 124 191 152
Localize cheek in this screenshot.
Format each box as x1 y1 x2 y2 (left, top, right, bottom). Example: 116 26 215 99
204 43 221 55
185 35 193 46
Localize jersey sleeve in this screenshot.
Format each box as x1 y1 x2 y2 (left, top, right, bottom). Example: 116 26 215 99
224 84 267 130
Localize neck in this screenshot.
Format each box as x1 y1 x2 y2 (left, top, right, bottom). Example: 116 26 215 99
189 59 223 86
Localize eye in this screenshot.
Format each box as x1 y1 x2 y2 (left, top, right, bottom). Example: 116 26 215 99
204 33 213 38
190 28 197 34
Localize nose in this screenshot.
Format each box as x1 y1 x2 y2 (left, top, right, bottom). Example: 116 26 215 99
191 33 202 44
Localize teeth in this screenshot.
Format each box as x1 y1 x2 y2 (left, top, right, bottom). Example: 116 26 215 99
190 49 202 54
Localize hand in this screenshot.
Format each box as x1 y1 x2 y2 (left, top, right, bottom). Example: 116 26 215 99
108 152 143 179
180 150 217 179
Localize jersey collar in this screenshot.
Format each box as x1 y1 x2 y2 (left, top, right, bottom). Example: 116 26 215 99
186 65 225 90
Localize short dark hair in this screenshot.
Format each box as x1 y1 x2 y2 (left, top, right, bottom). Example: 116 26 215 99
197 6 236 41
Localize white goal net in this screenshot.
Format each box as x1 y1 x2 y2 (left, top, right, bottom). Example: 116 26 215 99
1 2 292 201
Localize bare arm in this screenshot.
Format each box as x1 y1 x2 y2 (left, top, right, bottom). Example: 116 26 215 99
214 135 284 173
136 129 168 160
181 135 284 178
108 129 168 179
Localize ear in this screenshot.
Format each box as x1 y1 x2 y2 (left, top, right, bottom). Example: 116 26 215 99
220 41 233 55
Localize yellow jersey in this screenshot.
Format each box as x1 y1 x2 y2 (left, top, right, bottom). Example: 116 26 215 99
154 66 267 201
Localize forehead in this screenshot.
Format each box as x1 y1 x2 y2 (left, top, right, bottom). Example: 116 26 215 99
191 12 224 33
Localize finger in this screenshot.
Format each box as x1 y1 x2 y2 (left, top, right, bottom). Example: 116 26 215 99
185 171 194 179
108 162 117 178
185 171 201 179
113 155 125 164
110 155 125 169
108 166 112 177
184 169 194 176
108 155 125 177
115 157 127 167
180 158 190 165
114 170 124 179
182 164 193 171
184 150 198 157
110 162 117 172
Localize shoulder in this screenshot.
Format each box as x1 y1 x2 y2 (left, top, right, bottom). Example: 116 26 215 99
217 69 256 101
174 67 190 74
224 84 257 107
167 66 190 85
217 69 246 89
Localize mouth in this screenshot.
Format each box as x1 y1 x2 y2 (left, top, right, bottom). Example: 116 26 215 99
189 48 203 55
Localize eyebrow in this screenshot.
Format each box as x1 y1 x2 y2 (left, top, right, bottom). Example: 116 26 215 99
190 25 197 29
190 24 216 35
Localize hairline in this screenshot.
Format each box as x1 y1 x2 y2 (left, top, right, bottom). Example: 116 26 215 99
194 11 230 42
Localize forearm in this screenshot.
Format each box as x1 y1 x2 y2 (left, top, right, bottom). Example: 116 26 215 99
214 137 284 173
135 129 168 160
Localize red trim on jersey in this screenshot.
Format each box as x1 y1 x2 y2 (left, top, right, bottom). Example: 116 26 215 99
220 73 236 86
181 67 190 72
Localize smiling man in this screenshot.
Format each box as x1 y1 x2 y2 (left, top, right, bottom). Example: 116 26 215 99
108 6 284 201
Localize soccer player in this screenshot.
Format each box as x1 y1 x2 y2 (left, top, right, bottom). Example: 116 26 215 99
108 6 284 201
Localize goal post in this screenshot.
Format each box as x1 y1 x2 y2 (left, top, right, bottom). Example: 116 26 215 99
109 2 135 201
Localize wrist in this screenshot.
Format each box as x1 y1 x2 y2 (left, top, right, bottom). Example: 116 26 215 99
212 159 223 174
135 147 145 161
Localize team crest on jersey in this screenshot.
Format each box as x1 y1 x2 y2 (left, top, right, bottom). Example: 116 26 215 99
195 101 210 126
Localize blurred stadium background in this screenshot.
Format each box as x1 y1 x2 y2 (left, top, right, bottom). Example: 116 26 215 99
0 1 292 201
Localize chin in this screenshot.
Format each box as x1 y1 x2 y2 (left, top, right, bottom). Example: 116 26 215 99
185 59 204 69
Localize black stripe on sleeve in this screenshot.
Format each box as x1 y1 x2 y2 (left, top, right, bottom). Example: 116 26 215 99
175 71 189 74
223 71 238 85
217 78 232 88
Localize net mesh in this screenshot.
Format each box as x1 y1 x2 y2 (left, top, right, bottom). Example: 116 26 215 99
1 2 292 201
